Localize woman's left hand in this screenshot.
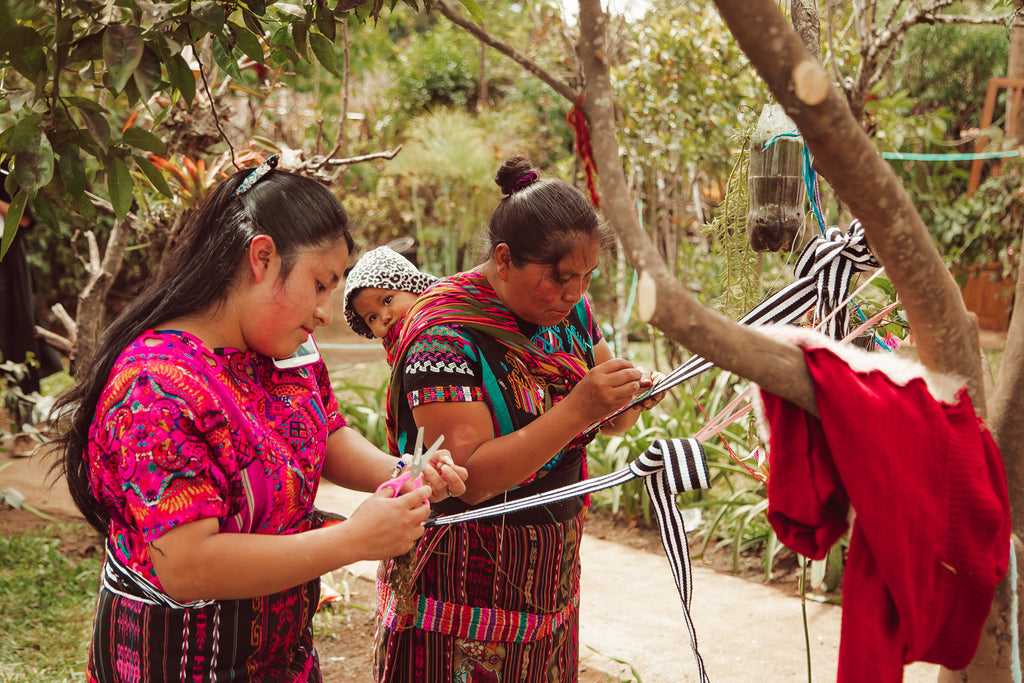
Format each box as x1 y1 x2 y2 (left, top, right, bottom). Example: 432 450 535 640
632 368 667 412
417 449 469 503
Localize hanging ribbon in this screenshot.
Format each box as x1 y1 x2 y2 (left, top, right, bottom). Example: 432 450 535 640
567 93 601 207
583 220 880 433
428 438 712 682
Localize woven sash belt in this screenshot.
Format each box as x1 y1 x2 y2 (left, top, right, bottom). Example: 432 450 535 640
428 438 713 682
101 544 214 608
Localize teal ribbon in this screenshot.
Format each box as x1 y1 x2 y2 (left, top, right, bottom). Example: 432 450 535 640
763 131 825 235
882 150 1020 161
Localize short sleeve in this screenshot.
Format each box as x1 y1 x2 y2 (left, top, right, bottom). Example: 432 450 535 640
89 363 233 543
402 324 485 407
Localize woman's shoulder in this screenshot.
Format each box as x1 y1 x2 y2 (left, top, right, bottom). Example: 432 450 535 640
103 331 218 401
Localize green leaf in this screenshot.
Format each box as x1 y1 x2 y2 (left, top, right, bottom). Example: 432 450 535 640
1 190 29 260
133 46 162 102
133 155 172 198
211 37 241 80
107 157 133 220
67 31 104 65
242 8 265 37
314 0 335 42
103 25 144 92
14 135 55 191
122 127 166 155
9 114 43 154
230 22 264 64
63 95 106 112
457 0 483 23
57 147 87 197
165 54 196 106
291 22 309 60
191 1 226 35
309 32 339 76
5 26 47 79
245 0 267 16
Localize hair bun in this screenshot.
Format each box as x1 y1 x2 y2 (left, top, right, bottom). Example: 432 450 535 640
495 155 538 196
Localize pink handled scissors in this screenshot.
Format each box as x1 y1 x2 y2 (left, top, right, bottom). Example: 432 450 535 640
376 427 445 506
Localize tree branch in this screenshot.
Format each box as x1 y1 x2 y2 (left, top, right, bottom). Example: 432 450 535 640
575 0 818 415
35 326 72 354
711 0 984 413
990 229 1024 537
323 146 403 166
434 0 579 103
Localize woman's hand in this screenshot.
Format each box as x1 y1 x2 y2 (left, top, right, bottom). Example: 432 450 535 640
566 358 648 424
345 486 432 560
630 367 667 412
416 449 469 503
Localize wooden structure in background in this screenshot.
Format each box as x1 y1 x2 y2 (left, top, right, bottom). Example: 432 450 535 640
967 76 1024 196
960 77 1023 331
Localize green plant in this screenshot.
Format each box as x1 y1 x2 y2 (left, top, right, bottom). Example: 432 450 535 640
0 523 101 680
330 364 391 450
0 355 41 427
920 152 1024 282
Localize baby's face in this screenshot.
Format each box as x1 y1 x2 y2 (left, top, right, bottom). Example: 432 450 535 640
352 287 419 338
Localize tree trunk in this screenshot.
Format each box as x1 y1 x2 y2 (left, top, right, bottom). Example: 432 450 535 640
790 0 820 61
74 219 131 371
1007 9 1024 138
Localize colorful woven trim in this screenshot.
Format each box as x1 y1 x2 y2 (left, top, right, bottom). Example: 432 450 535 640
378 580 580 644
408 385 483 406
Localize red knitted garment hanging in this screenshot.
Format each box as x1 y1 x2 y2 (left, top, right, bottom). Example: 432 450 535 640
567 94 601 207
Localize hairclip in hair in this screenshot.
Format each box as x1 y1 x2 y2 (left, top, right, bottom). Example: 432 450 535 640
233 154 280 197
512 171 539 193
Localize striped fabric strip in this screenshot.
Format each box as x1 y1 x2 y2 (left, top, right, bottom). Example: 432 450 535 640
586 220 879 433
378 581 580 643
101 545 214 609
430 438 711 682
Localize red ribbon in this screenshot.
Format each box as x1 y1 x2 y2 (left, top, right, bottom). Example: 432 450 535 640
566 94 601 208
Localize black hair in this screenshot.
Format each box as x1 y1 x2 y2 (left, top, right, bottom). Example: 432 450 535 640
51 166 354 535
485 155 614 266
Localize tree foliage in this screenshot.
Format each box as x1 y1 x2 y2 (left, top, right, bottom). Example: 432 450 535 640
0 0 485 258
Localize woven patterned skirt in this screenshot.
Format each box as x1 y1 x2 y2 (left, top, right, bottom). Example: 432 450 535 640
87 558 321 683
374 510 585 682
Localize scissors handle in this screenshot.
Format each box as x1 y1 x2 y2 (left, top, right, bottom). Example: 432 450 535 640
375 465 430 508
376 469 412 498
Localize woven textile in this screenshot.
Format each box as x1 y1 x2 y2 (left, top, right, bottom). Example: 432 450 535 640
377 271 601 681
84 329 345 680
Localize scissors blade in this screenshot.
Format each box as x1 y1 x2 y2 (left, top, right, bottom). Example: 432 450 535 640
407 434 444 478
412 426 425 459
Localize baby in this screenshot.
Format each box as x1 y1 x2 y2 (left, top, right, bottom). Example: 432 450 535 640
343 246 437 361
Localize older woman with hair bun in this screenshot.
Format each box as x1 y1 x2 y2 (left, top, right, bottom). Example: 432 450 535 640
377 155 662 681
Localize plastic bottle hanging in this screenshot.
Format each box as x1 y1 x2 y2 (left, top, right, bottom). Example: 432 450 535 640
747 104 807 252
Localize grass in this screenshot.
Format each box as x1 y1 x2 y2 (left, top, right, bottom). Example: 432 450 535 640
0 522 99 682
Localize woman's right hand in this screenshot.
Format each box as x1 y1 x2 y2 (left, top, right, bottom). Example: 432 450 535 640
345 485 431 560
566 358 646 424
